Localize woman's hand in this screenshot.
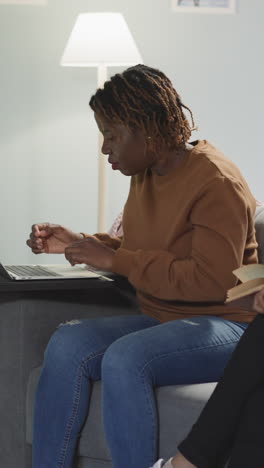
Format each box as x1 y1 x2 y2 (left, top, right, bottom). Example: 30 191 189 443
26 223 84 254
253 288 264 313
65 237 115 271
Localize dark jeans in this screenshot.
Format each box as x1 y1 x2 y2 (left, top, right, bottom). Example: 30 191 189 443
179 314 264 468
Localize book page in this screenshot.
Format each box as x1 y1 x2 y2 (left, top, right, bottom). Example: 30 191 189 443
232 264 264 283
226 277 264 302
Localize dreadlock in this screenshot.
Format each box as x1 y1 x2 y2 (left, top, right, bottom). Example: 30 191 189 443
89 64 196 151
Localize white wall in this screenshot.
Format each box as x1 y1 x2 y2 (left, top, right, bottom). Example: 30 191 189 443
1 0 263 264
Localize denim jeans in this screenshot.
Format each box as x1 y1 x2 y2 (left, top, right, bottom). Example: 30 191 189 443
32 314 247 468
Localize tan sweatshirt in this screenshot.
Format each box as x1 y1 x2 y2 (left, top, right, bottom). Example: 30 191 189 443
107 141 258 323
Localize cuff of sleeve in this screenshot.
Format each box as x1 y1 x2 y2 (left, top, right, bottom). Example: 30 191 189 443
149 459 173 468
148 459 165 468
163 459 174 468
112 248 136 277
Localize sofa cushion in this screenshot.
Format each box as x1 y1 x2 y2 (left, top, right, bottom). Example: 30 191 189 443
26 366 216 461
255 205 264 263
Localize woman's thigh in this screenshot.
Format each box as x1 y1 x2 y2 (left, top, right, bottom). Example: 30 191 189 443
43 313 159 381
103 315 248 385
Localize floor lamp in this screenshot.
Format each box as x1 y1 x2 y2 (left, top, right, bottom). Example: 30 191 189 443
60 12 143 232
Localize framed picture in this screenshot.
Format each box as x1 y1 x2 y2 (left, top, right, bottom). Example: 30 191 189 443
0 0 46 4
172 0 236 14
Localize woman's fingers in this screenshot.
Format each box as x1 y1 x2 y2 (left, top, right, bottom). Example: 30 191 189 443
65 237 114 271
26 227 47 253
253 289 264 313
32 223 55 237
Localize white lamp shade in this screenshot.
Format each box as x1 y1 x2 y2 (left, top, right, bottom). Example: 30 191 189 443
60 12 143 67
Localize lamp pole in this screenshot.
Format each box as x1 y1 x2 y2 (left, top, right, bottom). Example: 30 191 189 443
97 64 108 232
60 13 143 232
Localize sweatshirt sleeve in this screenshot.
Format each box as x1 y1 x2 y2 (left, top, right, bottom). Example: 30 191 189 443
112 177 256 302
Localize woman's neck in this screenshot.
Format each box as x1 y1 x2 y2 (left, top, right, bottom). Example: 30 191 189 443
151 144 193 176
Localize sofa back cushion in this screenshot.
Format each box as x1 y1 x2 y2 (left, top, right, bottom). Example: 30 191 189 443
255 205 264 264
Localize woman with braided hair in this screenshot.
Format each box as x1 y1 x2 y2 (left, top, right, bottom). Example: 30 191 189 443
27 64 257 468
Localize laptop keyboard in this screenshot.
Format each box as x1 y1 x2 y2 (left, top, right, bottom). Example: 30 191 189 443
7 265 61 277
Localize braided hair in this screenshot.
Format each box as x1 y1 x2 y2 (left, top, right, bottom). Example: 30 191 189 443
89 64 196 151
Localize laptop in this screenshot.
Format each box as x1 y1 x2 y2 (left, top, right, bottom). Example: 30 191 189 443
0 263 112 281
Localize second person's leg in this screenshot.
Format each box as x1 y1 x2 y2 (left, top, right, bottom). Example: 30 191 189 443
227 380 264 468
178 314 264 468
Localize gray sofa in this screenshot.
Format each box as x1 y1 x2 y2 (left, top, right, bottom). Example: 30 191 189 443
22 205 264 467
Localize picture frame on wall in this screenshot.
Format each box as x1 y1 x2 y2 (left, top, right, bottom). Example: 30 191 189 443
0 0 46 4
171 0 236 14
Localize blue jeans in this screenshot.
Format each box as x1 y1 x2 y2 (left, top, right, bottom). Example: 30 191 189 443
32 314 247 468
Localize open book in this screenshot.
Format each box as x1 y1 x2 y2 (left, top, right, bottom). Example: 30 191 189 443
225 264 264 303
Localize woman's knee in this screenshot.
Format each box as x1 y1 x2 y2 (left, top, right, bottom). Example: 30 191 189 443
102 334 145 380
44 320 87 368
